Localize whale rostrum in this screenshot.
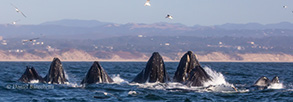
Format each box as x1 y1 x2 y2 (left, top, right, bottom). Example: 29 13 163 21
81 61 113 85
44 58 68 84
131 52 170 83
18 66 44 83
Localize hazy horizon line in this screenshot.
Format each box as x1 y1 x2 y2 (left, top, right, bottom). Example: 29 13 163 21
2 19 293 27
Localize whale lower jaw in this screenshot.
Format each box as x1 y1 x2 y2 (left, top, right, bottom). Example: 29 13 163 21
184 66 211 86
81 61 113 85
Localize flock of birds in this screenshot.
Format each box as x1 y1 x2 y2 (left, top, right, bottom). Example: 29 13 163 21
143 0 292 20
10 3 26 25
144 0 173 19
7 1 292 44
9 1 292 26
8 1 172 43
6 1 293 35
9 1 173 26
9 4 42 43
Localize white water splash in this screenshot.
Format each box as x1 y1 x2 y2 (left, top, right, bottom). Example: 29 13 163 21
268 83 284 89
130 82 166 90
165 82 189 89
64 71 69 80
202 66 237 92
29 80 39 83
203 66 232 86
111 74 128 84
128 91 138 95
129 67 238 92
67 82 82 88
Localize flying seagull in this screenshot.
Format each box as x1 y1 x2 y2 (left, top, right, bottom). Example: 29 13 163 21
11 4 27 18
165 14 173 19
283 5 287 8
144 0 151 6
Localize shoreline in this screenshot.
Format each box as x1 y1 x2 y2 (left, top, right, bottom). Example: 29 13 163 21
1 59 293 63
1 50 293 62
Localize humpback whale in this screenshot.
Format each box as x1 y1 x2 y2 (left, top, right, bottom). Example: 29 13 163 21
174 51 211 86
44 58 68 84
18 66 44 83
271 76 280 84
254 76 270 87
173 51 201 83
81 61 113 85
252 76 280 90
131 52 170 83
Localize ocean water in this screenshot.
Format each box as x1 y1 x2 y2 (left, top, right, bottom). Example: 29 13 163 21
0 62 292 102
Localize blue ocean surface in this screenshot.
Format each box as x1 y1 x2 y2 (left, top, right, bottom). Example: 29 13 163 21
0 62 292 102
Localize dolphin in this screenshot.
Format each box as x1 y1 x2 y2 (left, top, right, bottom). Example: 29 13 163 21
131 52 170 83
81 61 113 85
18 66 44 83
173 51 200 83
43 58 68 84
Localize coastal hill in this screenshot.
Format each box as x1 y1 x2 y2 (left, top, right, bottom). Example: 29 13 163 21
1 19 293 39
1 19 293 62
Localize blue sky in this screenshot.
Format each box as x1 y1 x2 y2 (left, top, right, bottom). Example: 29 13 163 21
0 0 292 26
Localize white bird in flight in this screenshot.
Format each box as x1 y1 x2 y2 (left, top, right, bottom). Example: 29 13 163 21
166 14 173 19
283 5 287 8
144 0 151 6
11 4 27 18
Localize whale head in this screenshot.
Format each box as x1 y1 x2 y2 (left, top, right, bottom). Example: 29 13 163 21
271 76 280 84
254 76 270 87
18 66 43 83
44 57 68 84
173 51 200 83
172 51 212 86
81 61 113 85
131 52 170 83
